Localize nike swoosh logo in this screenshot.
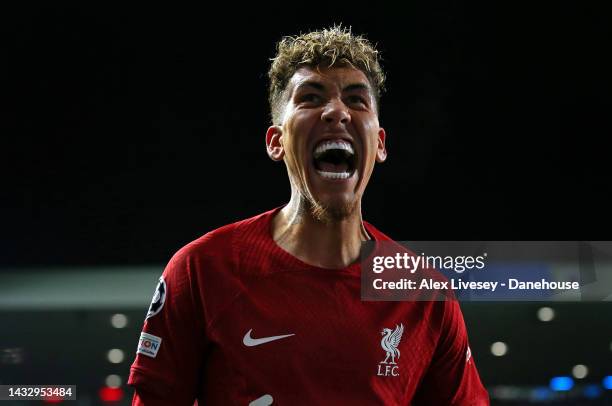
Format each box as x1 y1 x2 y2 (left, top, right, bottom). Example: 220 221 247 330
243 329 295 347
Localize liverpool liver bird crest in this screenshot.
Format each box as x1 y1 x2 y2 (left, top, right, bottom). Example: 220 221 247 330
380 323 404 364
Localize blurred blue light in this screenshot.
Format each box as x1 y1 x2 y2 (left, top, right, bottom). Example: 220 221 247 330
550 376 574 391
531 386 553 401
584 384 602 398
603 376 612 390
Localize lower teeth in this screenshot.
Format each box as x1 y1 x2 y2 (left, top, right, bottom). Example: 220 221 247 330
317 170 351 179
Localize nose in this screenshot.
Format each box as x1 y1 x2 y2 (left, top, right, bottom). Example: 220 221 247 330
321 99 351 126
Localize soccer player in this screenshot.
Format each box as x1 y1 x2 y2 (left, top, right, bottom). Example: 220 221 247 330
129 26 490 405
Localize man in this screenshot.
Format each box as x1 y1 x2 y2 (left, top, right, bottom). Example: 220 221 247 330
129 26 489 405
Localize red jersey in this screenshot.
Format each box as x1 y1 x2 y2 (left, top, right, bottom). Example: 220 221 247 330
129 208 489 405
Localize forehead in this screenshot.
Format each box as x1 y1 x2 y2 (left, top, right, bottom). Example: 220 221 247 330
287 66 372 95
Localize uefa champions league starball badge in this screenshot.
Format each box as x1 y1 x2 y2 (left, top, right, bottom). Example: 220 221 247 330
146 276 167 319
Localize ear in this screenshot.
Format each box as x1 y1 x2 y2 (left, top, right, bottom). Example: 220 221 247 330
266 126 285 161
376 128 387 163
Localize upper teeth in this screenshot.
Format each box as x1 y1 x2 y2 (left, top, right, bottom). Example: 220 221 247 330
314 140 354 158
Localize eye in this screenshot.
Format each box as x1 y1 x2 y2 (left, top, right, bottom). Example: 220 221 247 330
346 95 367 106
299 93 323 104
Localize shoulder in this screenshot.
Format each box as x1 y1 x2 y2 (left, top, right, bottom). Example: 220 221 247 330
166 208 276 271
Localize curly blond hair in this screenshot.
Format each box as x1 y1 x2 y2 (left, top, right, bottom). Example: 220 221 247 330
268 25 386 124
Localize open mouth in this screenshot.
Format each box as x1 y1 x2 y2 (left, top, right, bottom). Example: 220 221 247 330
312 139 356 180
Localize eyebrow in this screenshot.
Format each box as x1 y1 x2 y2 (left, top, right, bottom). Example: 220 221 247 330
343 83 371 93
294 81 325 93
293 81 371 94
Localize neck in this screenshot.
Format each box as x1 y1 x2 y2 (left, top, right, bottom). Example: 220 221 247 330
271 194 370 269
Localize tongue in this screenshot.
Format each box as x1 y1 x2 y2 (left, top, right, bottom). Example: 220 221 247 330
318 161 349 173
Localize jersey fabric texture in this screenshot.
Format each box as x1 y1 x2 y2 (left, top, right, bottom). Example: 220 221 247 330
129 208 489 405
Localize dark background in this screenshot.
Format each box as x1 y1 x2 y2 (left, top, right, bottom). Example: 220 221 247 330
3 3 610 268
2 3 612 405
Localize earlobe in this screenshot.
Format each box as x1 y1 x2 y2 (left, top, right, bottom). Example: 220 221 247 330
376 128 387 163
265 126 285 161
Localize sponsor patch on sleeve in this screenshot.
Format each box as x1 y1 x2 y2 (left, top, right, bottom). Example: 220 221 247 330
137 332 162 358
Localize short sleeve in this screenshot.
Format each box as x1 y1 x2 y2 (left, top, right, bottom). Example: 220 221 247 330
128 249 207 405
412 300 490 406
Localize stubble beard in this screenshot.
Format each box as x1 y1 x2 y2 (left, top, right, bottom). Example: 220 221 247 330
286 162 360 224
305 194 359 224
